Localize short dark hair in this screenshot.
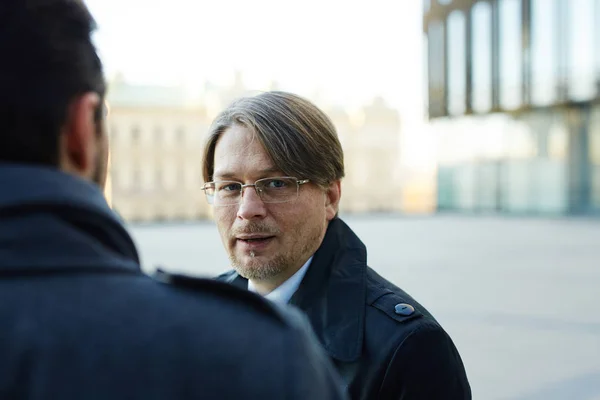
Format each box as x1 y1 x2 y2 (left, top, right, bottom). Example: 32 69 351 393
0 0 106 166
203 91 345 188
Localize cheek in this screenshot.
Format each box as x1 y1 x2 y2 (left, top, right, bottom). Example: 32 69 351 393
273 202 323 234
214 209 236 234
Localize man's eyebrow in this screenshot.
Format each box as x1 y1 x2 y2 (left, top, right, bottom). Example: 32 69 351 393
257 167 282 176
213 167 283 180
212 171 237 180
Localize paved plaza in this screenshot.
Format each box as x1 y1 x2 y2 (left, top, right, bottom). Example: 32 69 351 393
129 214 600 400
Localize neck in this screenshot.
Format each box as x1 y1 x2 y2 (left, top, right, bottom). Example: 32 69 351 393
249 269 295 295
249 256 311 295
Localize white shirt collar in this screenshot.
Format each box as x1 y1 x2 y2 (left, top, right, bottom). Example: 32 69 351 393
248 256 313 304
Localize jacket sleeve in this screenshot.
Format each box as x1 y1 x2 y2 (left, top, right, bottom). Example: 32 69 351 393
282 306 349 400
379 320 471 400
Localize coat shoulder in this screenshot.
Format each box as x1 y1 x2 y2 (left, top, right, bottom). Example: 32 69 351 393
364 266 438 328
152 268 289 326
215 269 238 283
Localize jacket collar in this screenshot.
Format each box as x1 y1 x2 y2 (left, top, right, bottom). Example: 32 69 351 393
0 163 140 272
225 217 367 362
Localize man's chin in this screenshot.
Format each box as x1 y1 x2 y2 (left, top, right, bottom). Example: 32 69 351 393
232 255 282 281
233 258 264 279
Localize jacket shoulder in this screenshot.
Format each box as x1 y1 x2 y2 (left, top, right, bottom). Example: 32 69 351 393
365 267 435 326
152 268 288 326
215 269 238 283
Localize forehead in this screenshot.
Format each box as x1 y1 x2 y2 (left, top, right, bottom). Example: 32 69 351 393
213 124 278 178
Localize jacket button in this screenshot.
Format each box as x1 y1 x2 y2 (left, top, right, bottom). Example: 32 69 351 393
394 303 415 316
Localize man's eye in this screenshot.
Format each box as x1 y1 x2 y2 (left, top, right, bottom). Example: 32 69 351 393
219 184 240 192
266 179 287 188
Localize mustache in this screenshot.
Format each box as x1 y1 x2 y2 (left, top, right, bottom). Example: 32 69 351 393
231 222 279 238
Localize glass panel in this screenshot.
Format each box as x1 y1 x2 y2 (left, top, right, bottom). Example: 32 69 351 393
472 2 493 112
447 11 466 115
596 0 600 82
532 157 567 213
505 119 536 159
590 107 600 209
437 166 456 209
499 0 522 109
454 163 477 210
501 160 533 211
423 34 429 116
548 122 568 160
428 20 446 114
568 0 596 100
531 0 557 105
428 21 445 88
476 161 500 211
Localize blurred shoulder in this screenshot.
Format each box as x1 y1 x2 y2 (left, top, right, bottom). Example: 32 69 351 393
152 268 300 327
215 269 238 283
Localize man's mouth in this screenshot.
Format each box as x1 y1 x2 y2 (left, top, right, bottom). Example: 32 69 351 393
237 235 275 243
235 235 276 251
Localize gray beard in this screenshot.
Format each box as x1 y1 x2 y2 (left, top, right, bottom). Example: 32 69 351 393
228 217 324 283
230 252 288 281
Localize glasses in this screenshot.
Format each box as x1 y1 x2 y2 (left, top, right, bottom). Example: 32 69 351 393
202 176 310 206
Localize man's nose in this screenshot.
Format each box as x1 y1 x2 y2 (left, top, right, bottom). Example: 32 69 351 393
236 185 267 220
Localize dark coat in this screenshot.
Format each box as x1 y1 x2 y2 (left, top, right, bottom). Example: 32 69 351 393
218 217 472 400
0 164 346 400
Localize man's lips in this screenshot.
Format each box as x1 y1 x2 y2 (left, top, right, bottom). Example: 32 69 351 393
236 234 275 241
235 234 276 252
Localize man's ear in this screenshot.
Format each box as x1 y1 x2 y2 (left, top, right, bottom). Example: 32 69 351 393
60 92 101 177
325 180 341 221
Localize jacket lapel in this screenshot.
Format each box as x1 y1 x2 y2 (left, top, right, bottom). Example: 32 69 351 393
289 218 366 363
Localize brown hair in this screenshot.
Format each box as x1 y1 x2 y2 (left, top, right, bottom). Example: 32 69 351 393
202 91 345 188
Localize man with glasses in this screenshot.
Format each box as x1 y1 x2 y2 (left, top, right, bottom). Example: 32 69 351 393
0 1 346 399
206 91 471 399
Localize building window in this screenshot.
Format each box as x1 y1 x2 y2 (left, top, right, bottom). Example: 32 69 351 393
428 20 445 116
568 0 595 100
178 166 186 187
131 126 141 144
132 168 142 190
176 127 185 143
155 168 163 189
154 126 163 143
596 0 600 84
531 0 557 105
471 1 492 113
447 10 466 115
590 109 600 209
499 0 522 110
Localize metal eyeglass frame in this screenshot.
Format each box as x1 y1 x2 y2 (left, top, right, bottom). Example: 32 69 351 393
201 176 310 206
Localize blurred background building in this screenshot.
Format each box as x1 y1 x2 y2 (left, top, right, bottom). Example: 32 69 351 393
106 75 211 222
423 0 600 215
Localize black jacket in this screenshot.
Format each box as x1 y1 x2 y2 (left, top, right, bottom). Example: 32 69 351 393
0 164 346 400
218 217 472 400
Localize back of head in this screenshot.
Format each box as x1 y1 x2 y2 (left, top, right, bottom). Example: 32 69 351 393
203 91 345 188
0 0 105 166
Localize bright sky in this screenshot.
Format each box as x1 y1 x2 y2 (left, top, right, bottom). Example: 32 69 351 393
86 0 434 168
87 0 424 110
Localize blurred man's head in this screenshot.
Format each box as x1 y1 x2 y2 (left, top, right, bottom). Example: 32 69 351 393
0 0 108 189
202 91 345 293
